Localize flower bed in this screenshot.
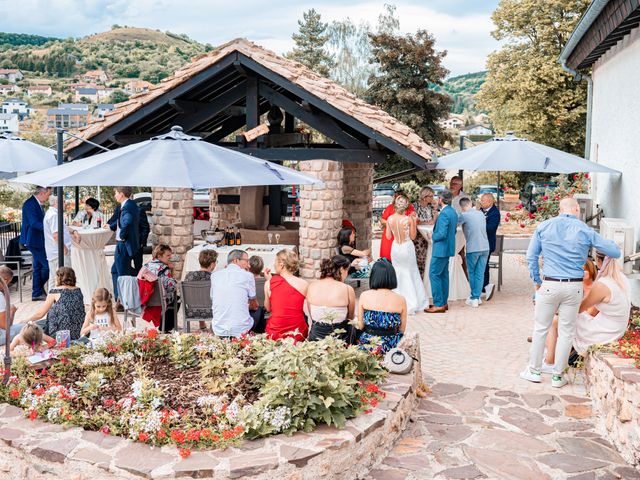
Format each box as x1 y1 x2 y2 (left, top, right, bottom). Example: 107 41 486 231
0 330 387 459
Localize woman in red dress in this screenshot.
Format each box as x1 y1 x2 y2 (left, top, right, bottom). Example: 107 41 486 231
265 250 309 342
379 190 415 261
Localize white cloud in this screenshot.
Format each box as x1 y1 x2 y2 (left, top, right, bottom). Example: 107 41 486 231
0 0 498 75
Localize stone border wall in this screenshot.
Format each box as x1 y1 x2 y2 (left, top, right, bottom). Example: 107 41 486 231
585 351 640 466
0 346 421 479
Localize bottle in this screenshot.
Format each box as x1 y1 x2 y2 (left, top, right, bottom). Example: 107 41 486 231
235 227 242 246
230 227 236 246
225 227 230 246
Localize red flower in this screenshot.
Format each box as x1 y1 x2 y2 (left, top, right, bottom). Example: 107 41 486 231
138 432 150 442
515 204 523 210
289 371 297 377
365 383 380 393
28 410 37 420
519 223 526 228
585 173 590 179
32 386 45 396
101 425 110 435
186 429 201 442
146 329 158 340
106 343 120 353
156 429 166 439
573 174 578 180
9 388 20 399
222 430 235 440
179 448 191 459
370 398 379 408
103 399 115 408
233 425 244 434
541 196 548 200
528 213 535 219
171 430 185 443
200 429 211 439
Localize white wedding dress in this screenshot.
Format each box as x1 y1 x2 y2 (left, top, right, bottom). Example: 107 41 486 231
389 216 429 314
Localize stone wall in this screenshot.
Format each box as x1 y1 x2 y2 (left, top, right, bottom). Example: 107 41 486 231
298 160 343 279
585 352 640 465
209 187 241 228
343 162 373 252
0 335 422 479
151 188 193 279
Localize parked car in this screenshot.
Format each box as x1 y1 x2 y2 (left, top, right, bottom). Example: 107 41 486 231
428 184 446 200
132 192 152 213
521 181 558 212
473 185 504 199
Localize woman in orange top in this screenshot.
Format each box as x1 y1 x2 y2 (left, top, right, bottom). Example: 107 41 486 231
379 190 415 261
265 249 309 342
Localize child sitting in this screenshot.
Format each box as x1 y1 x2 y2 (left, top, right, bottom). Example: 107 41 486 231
10 322 53 356
248 255 269 333
80 288 122 343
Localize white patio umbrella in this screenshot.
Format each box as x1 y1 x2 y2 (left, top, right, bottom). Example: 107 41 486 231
0 132 57 173
436 133 621 174
11 126 321 188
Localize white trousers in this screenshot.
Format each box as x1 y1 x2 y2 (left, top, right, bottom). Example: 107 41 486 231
47 256 71 293
529 280 583 375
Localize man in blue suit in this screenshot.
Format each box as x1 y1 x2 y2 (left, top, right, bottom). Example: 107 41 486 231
20 186 52 300
426 189 458 313
106 187 139 308
480 193 501 301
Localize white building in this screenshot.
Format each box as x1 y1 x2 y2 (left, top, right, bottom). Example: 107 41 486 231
95 103 114 118
0 113 19 133
460 124 493 136
0 69 23 83
1 98 31 118
560 1 640 239
439 117 465 129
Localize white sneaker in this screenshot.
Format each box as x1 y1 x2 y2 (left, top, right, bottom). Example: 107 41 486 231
551 374 568 388
540 363 554 374
465 298 479 308
485 283 495 301
520 367 541 383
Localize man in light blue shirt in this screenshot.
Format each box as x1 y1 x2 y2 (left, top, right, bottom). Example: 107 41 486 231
522 198 620 388
210 249 259 338
458 198 490 307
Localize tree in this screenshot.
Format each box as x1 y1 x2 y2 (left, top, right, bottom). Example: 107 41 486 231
287 9 334 77
477 0 590 155
366 29 451 182
109 89 129 104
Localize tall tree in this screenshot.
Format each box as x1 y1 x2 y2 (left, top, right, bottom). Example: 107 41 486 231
287 9 334 77
366 29 451 180
477 0 590 155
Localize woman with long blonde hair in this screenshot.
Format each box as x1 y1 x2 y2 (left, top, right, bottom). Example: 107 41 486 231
573 256 631 355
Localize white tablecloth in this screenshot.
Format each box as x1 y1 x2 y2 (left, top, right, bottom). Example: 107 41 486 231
181 243 297 280
70 227 114 303
418 225 470 301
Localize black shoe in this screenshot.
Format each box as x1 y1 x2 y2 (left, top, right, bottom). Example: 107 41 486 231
32 295 47 301
115 301 124 312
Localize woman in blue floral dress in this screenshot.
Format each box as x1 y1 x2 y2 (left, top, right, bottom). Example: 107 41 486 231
357 259 407 354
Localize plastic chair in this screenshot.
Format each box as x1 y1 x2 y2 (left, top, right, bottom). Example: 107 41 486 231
179 280 212 333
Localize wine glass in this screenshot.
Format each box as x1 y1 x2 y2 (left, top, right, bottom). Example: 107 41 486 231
268 233 273 244
275 233 281 244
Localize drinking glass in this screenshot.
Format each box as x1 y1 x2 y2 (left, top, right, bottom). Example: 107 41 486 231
275 233 281 244
268 233 273 244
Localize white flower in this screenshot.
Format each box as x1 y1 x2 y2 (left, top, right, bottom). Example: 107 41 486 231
131 380 143 399
262 405 291 431
46 407 61 421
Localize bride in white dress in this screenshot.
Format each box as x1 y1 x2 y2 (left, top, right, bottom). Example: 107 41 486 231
386 194 428 314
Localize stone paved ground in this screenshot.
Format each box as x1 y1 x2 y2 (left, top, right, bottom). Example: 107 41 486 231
369 252 640 479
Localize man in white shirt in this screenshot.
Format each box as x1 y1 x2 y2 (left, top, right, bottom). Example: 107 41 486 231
210 249 259 338
43 196 73 293
450 176 471 213
0 266 23 345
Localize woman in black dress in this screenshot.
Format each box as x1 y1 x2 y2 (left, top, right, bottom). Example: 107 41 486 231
28 267 85 340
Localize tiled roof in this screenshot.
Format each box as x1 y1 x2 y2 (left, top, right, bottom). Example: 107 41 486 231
67 38 434 162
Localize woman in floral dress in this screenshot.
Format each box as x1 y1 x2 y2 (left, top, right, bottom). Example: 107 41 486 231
413 186 438 278
357 260 407 354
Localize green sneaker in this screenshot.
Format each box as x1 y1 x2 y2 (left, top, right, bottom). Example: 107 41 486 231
551 374 568 388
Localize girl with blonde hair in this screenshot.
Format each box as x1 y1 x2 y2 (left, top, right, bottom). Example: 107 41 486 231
80 288 122 340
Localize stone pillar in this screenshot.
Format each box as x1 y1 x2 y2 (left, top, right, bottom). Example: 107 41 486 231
298 160 343 279
342 162 373 251
209 187 241 228
151 188 193 279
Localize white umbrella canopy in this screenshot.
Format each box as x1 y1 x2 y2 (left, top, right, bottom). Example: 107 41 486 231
435 133 621 174
0 132 57 173
11 126 321 188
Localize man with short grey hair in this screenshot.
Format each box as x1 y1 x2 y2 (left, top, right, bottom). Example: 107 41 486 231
458 197 489 308
210 249 260 337
522 197 620 388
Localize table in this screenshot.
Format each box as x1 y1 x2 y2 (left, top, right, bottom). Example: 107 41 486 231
70 227 114 303
417 225 470 301
181 243 297 280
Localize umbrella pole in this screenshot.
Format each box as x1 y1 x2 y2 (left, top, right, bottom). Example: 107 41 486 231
497 171 501 211
1 276 11 385
57 129 65 268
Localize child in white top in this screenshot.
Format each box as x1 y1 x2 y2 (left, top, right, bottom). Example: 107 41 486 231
80 288 122 340
10 322 53 356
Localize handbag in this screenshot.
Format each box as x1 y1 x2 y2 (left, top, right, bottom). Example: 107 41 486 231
384 348 414 374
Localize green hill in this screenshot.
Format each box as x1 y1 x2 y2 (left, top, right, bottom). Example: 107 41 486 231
0 32 61 47
434 71 487 115
0 26 212 82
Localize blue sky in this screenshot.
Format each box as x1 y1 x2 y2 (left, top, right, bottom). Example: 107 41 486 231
0 0 500 76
